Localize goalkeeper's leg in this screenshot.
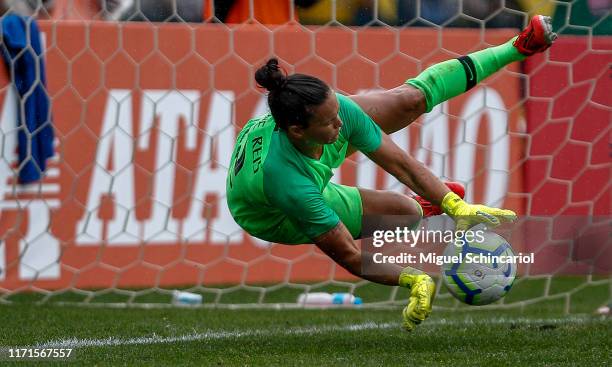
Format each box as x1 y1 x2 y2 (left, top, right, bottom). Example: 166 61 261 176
349 15 557 134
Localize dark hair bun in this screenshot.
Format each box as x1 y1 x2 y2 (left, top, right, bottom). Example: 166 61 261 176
255 58 286 92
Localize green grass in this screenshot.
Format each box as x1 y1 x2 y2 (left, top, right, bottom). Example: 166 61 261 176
0 277 610 366
0 306 610 366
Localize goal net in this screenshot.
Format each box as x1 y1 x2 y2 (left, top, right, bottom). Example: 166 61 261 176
0 0 609 313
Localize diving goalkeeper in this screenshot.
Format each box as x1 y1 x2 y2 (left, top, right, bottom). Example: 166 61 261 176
226 16 556 330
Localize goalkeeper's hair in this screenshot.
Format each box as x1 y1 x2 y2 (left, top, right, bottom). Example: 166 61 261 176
255 58 329 130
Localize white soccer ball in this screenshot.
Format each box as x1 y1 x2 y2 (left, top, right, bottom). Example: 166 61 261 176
441 230 516 305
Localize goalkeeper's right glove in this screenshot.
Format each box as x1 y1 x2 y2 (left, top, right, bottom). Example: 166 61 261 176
441 192 517 231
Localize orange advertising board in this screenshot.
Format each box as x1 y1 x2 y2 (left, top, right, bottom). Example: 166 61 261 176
0 22 523 290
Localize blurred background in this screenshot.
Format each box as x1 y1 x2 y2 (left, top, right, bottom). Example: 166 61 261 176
3 0 611 34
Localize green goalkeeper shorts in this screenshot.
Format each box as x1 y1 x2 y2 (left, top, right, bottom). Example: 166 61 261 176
322 182 363 239
251 182 363 245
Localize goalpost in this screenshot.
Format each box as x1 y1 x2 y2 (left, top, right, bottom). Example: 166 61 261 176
0 1 609 313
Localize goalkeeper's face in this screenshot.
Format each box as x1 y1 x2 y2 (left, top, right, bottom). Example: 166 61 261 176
301 92 342 145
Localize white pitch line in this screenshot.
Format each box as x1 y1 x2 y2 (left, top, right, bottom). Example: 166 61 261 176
23 316 606 349
31 322 396 349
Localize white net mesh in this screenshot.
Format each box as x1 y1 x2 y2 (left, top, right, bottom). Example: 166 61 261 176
0 0 609 313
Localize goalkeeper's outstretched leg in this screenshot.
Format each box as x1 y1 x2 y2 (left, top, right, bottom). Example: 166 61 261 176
349 15 558 135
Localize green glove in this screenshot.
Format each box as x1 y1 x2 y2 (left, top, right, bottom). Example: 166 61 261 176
441 192 517 231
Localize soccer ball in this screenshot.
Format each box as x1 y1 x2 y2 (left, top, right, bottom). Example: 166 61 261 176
441 230 516 305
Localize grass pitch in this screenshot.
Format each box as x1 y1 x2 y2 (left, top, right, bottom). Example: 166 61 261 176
1 306 610 366
1 278 610 366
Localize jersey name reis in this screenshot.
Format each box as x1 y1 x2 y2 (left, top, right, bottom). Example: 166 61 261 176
226 93 382 242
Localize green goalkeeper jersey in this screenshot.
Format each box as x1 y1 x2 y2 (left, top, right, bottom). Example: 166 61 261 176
226 93 382 243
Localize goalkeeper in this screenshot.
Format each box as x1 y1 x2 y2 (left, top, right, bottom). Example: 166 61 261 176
226 16 556 331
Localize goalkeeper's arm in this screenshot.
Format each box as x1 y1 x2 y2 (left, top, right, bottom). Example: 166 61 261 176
314 221 435 331
314 221 407 286
368 134 517 230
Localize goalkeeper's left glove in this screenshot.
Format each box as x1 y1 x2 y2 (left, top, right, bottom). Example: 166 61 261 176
399 268 435 331
441 192 517 231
